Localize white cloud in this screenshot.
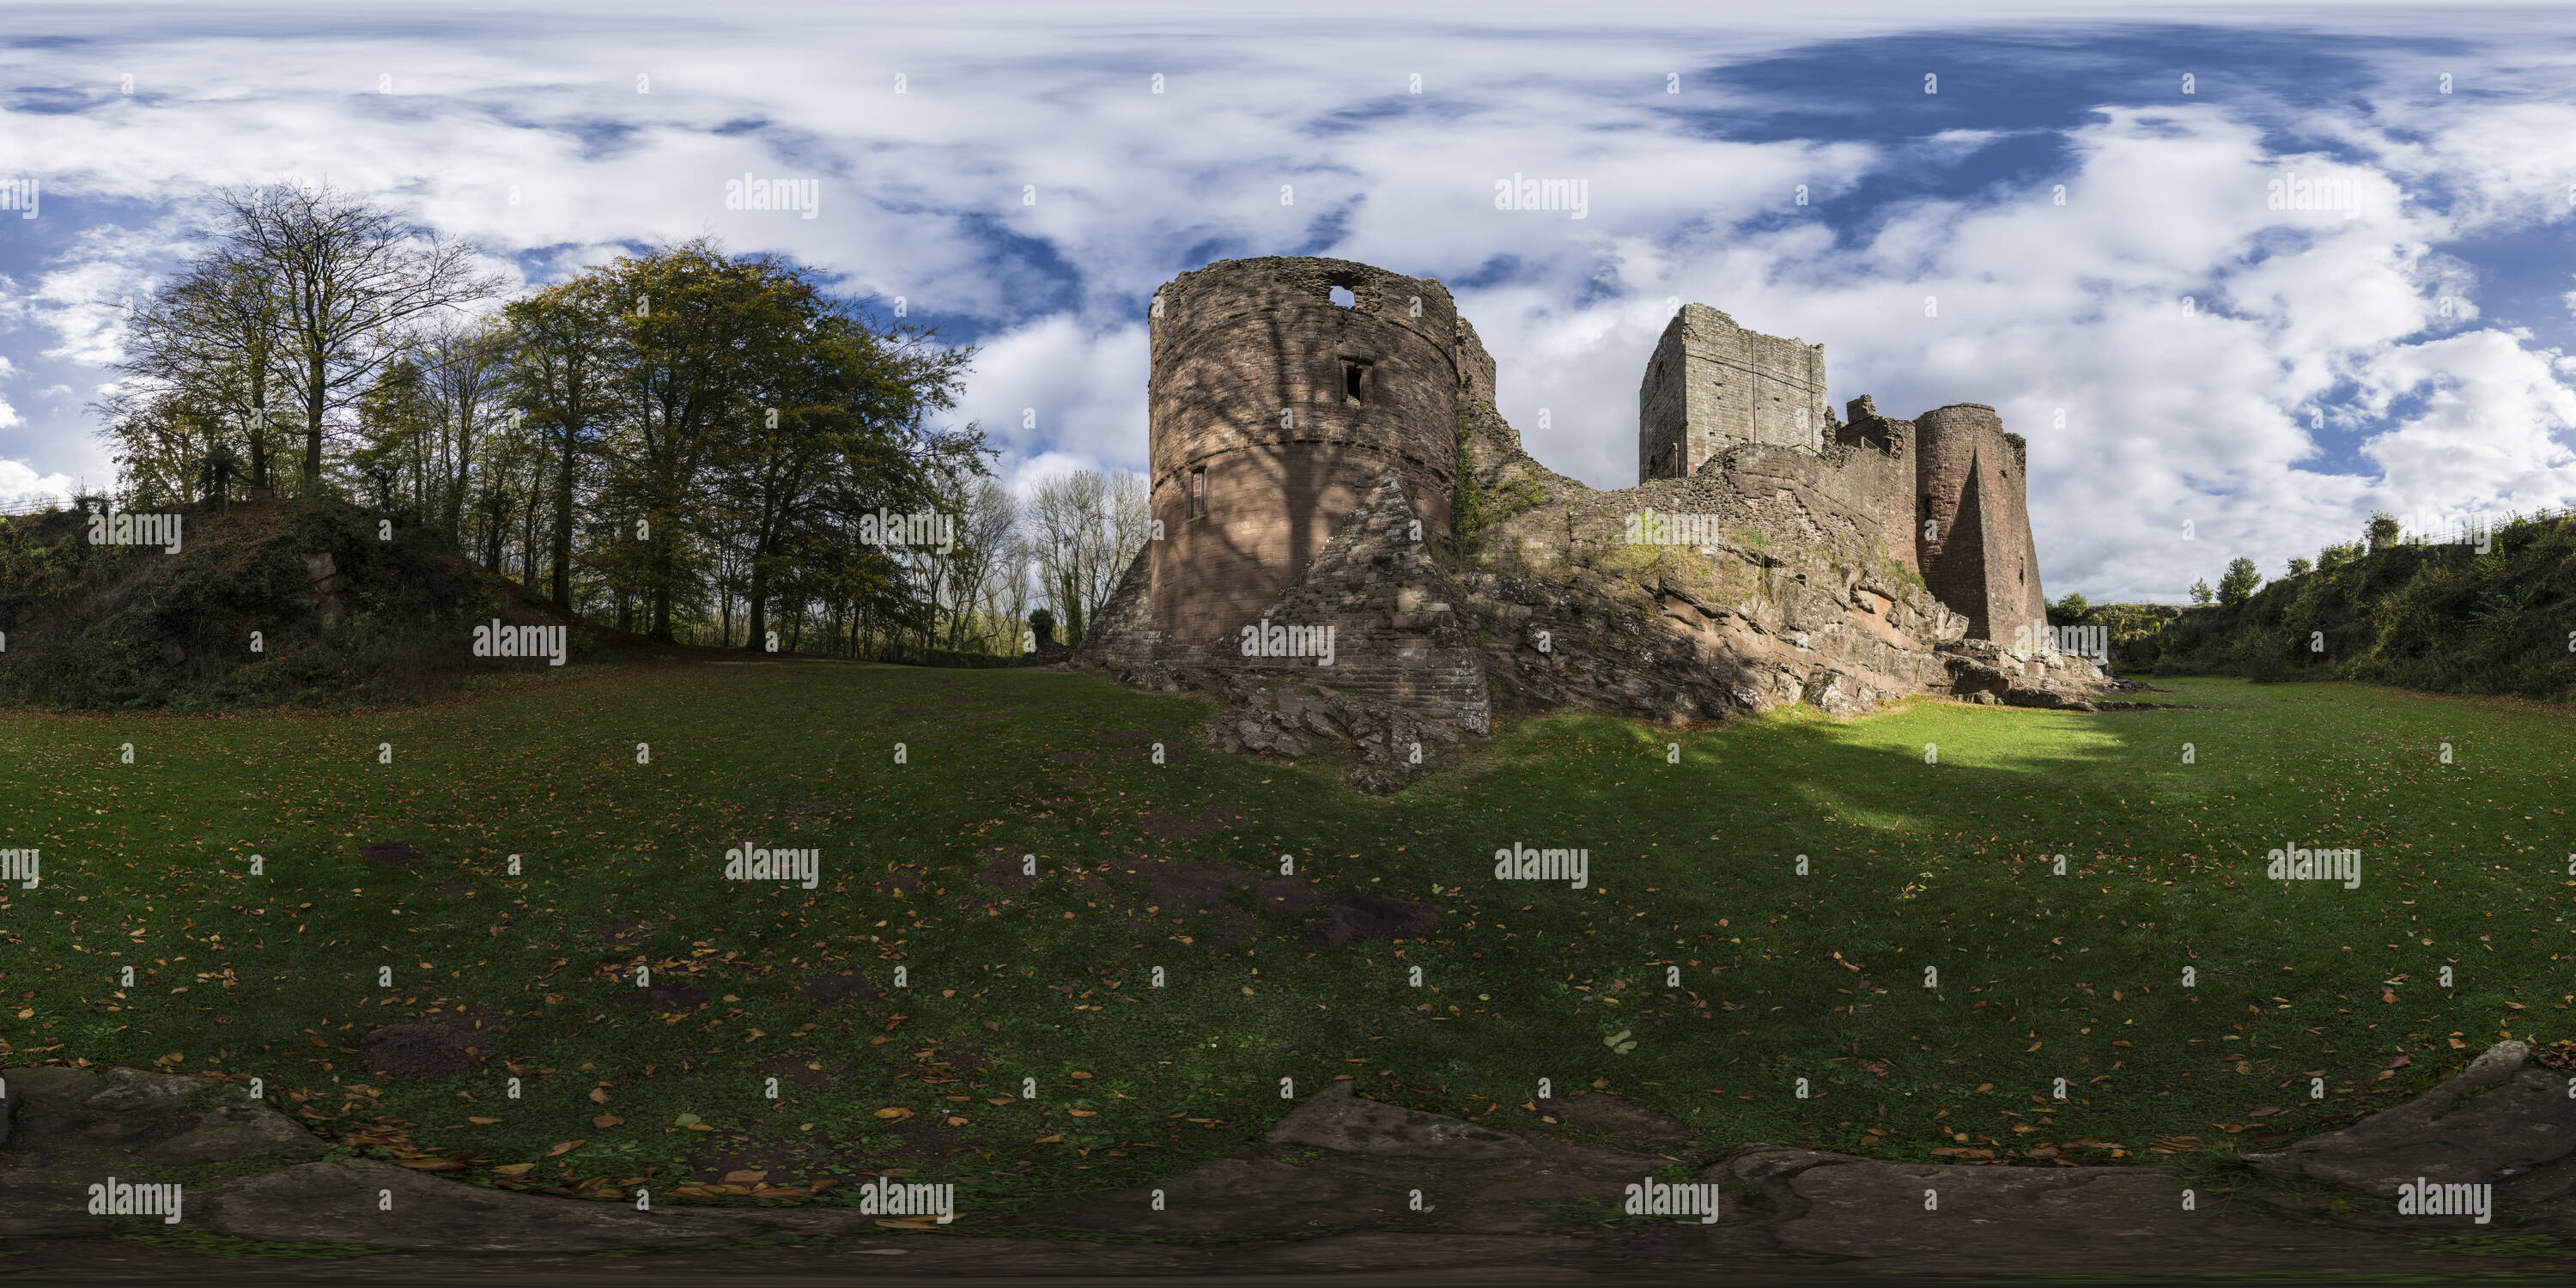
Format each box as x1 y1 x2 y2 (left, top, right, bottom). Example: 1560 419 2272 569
0 456 73 504
0 7 2570 605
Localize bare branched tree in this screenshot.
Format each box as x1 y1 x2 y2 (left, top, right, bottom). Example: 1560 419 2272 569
212 180 507 494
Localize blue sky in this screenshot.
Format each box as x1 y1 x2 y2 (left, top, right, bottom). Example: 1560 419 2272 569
2 1 2572 602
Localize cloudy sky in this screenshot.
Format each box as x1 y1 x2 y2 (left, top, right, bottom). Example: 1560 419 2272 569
2 1 2572 602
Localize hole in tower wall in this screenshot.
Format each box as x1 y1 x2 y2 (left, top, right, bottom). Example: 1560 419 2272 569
1329 285 1357 308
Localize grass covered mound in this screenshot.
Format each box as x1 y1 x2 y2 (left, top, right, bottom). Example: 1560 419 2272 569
1 665 2569 1220
0 498 589 711
2093 513 2576 701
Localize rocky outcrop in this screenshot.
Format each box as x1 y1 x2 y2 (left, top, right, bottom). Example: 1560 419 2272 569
2245 1041 2576 1190
0 1064 871 1249
1939 638 2148 710
1089 472 1490 793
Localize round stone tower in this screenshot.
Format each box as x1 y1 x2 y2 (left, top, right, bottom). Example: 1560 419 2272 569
1913 403 2048 646
1145 257 1461 644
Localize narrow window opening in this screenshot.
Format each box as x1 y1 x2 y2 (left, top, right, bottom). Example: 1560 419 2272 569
1190 466 1206 518
1340 358 1371 404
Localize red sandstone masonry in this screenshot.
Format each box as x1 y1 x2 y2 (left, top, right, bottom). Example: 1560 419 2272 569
1147 257 1460 645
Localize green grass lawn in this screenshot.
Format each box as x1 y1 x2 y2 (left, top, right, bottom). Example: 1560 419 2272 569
3 663 2571 1218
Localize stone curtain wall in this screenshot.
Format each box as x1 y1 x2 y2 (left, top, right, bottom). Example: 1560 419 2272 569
1146 257 1461 644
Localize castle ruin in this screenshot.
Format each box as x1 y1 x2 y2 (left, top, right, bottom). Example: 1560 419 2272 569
1637 303 2049 644
1081 256 2111 790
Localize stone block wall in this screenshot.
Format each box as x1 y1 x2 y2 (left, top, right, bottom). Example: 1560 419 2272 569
1638 303 1829 479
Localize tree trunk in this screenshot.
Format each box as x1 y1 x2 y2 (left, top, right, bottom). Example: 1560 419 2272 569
552 418 577 610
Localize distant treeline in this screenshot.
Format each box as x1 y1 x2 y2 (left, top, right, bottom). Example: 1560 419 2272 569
90 180 1144 660
2063 512 2576 702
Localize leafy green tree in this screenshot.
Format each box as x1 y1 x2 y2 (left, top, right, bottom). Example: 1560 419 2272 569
2285 556 2313 576
2052 592 2088 620
2190 578 2214 605
502 274 623 610
2366 512 2402 550
2217 557 2262 606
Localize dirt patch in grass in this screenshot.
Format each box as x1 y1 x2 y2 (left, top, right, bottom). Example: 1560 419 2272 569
782 799 841 830
1305 893 1438 948
1256 876 1322 914
361 841 425 869
756 1052 841 1089
796 971 882 1008
878 866 923 894
975 848 1037 893
361 1020 494 1078
1134 859 1254 906
1111 859 1267 949
1137 803 1249 843
433 878 477 897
